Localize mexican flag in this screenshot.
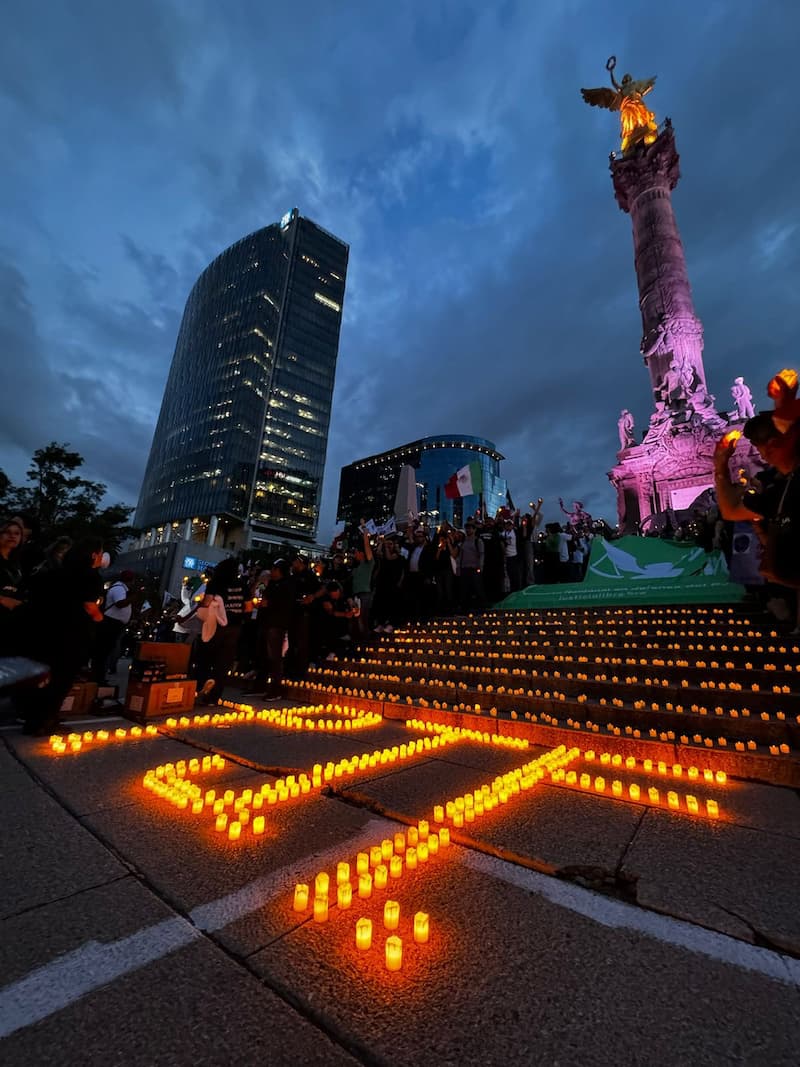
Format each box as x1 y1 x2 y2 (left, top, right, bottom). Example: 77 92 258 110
444 461 483 499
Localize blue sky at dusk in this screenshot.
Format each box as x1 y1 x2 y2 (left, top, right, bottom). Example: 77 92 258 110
1 0 796 537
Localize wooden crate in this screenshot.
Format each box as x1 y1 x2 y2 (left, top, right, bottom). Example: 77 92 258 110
124 678 197 722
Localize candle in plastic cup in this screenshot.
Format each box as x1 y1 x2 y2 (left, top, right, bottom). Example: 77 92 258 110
356 852 369 874
390 855 403 878
252 815 265 835
384 900 400 930
413 911 430 944
337 883 352 909
439 827 450 848
315 872 329 898
337 861 350 885
356 917 372 951
358 872 372 898
314 895 329 922
374 864 388 889
406 847 418 870
385 935 403 972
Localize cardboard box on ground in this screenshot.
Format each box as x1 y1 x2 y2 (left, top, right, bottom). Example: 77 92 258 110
124 641 196 722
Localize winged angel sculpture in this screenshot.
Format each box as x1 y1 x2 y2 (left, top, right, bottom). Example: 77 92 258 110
581 56 658 154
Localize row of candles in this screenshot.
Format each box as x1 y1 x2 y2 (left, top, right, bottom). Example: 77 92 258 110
286 677 796 753
548 768 720 817
165 701 382 733
49 724 158 754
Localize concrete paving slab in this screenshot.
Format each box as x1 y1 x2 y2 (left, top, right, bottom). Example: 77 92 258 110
2 936 358 1066
6 734 225 817
0 744 37 795
83 779 390 939
175 718 409 771
716 778 800 838
0 788 126 920
251 851 800 1067
0 875 174 986
340 759 643 872
622 809 800 952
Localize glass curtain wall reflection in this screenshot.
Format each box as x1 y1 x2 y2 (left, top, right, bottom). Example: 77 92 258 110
136 210 348 545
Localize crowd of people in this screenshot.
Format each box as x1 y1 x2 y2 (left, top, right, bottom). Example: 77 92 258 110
4 367 798 728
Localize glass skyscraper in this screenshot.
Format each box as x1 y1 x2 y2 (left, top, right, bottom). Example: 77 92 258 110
337 435 508 529
136 209 348 547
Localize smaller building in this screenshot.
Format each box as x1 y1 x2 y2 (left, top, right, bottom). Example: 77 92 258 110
338 435 508 529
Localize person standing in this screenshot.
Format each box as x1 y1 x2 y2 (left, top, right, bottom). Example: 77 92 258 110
350 525 375 638
255 560 294 699
195 557 249 705
92 570 136 684
457 520 485 611
17 538 105 735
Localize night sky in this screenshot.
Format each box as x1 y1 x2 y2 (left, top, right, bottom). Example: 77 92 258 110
2 1 796 539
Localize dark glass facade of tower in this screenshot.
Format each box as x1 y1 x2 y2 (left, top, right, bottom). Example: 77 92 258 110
136 210 348 543
337 435 508 529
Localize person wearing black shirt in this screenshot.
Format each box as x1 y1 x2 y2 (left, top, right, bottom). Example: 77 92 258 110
196 556 250 705
255 560 295 699
286 555 322 680
16 538 105 735
0 517 24 651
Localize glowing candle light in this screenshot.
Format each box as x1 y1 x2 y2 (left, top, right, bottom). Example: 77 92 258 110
418 820 429 840
215 813 228 832
594 777 606 793
356 917 372 950
612 780 623 797
433 805 444 823
407 827 419 847
428 833 439 856
453 812 464 828
381 839 394 861
406 847 418 870
706 799 720 818
667 791 679 810
374 864 388 889
629 783 640 801
439 827 450 848
715 771 727 784
228 821 241 841
686 795 699 814
252 815 265 835
648 787 660 805
337 861 351 885
314 895 329 922
413 912 430 945
417 842 429 863
337 882 352 909
315 872 330 898
384 900 400 930
293 884 309 911
389 855 403 878
385 935 403 972
356 852 369 875
358 872 373 898
370 846 383 868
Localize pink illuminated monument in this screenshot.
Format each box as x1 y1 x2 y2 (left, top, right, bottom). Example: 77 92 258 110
582 58 752 532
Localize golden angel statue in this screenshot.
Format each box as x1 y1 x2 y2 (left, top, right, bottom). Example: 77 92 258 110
581 56 658 154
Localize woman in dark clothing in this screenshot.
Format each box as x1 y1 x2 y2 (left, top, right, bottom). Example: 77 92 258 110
371 537 406 633
0 517 25 651
195 557 250 705
16 537 105 735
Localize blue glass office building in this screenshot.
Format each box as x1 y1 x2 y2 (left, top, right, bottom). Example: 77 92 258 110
136 209 348 547
337 435 508 528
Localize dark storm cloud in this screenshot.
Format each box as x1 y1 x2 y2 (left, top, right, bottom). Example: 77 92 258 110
1 0 797 532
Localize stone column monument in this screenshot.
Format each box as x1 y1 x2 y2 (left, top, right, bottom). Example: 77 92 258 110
582 59 731 532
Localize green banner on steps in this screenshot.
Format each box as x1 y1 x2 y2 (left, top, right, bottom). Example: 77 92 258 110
498 536 744 609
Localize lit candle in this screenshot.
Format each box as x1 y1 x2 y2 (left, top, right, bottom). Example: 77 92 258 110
393 832 406 853
433 805 444 823
427 833 439 856
228 821 241 841
406 847 418 870
667 791 679 810
337 883 352 909
706 799 719 818
358 872 372 898
314 895 329 922
417 842 429 863
315 872 329 898
215 813 228 832
385 935 402 972
252 815 265 835
413 911 429 944
439 828 450 848
384 900 400 930
418 820 429 840
407 827 419 846
370 846 383 867
389 855 403 878
648 787 660 805
381 839 394 861
374 864 388 889
356 917 372 950
356 852 369 874
337 861 350 885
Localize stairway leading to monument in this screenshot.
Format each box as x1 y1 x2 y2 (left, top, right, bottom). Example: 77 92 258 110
282 604 800 787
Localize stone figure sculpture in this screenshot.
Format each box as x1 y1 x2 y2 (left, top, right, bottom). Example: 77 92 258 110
581 56 658 154
618 409 635 449
730 377 755 420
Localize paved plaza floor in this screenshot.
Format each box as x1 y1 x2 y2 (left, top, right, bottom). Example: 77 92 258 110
1 703 799 1066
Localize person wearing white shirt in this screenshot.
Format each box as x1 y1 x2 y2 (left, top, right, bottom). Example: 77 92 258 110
91 570 136 683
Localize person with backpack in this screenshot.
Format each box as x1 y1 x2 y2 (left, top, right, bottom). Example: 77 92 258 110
91 570 137 684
